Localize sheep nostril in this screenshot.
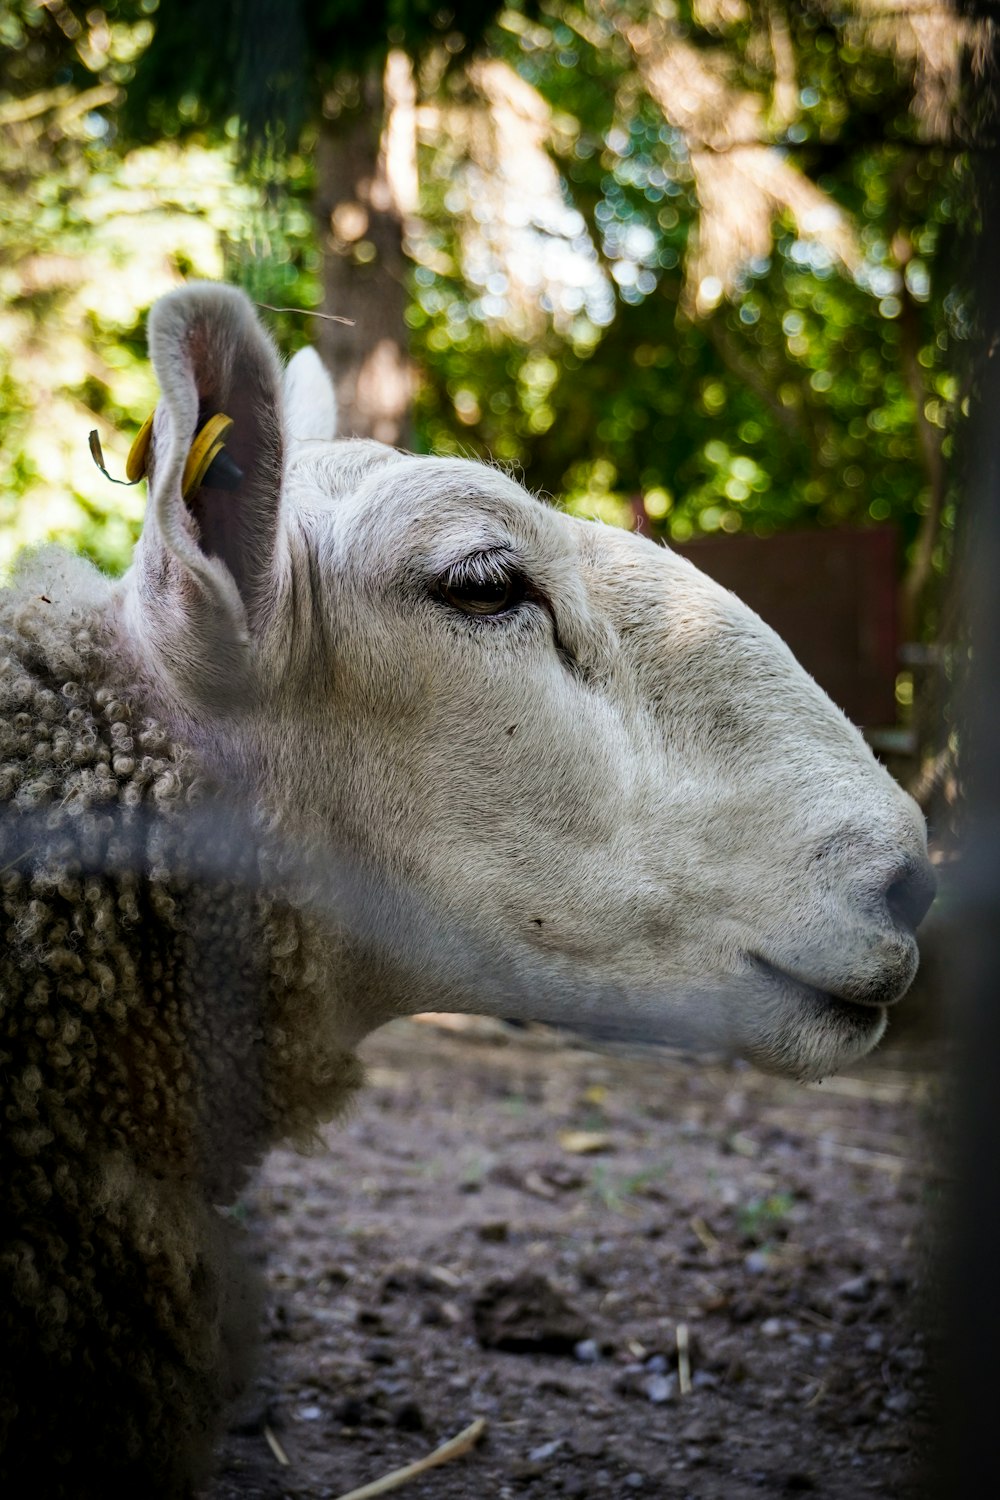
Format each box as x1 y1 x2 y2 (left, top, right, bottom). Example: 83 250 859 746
885 859 937 934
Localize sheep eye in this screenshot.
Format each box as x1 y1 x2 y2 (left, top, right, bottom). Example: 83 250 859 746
439 560 524 617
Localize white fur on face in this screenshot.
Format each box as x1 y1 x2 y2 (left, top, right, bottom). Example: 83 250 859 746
118 285 932 1083
260 439 929 1082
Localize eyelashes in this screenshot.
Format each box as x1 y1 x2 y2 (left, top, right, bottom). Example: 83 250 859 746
432 548 579 676
436 551 529 618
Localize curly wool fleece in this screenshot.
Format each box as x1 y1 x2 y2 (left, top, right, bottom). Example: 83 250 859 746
0 557 363 1498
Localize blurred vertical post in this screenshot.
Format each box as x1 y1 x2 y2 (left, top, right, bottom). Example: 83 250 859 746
315 52 417 447
949 6 1000 1492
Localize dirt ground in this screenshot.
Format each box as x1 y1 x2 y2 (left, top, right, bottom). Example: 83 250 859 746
205 1012 946 1500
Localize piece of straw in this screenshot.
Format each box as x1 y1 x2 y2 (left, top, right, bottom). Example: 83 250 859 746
676 1322 692 1396
331 1416 487 1500
264 1424 290 1466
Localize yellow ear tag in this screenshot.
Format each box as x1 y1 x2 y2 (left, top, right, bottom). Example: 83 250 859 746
125 413 155 482
96 411 241 495
181 413 235 499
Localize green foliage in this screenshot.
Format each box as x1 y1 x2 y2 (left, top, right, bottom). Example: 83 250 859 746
0 3 259 574
0 1 153 100
411 0 964 588
0 0 972 631
125 0 518 148
737 1191 796 1246
589 1159 672 1214
0 137 259 575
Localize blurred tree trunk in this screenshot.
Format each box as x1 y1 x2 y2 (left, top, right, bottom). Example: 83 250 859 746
314 55 416 446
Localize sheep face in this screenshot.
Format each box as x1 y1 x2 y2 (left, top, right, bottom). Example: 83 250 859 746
120 284 932 1083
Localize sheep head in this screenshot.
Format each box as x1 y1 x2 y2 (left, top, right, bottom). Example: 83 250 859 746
116 283 933 1082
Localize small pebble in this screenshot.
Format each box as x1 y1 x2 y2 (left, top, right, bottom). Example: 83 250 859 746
836 1274 873 1303
644 1373 677 1404
528 1438 563 1463
574 1338 600 1364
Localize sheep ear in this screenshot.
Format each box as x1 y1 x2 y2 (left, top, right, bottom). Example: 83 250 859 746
125 282 285 707
284 346 338 441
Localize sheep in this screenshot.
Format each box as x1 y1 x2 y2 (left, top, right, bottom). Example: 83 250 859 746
0 282 934 1496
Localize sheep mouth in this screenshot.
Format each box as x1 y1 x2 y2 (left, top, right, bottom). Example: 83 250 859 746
746 955 888 1078
750 955 883 1019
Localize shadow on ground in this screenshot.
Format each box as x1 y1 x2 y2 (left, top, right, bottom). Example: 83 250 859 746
206 1013 946 1500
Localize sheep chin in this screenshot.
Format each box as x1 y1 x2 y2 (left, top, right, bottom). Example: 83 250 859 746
735 976 889 1083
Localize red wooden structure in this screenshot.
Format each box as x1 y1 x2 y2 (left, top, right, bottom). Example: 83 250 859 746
671 527 899 728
